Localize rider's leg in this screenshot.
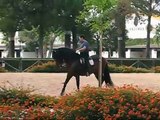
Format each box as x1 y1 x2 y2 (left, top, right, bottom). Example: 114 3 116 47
85 57 90 76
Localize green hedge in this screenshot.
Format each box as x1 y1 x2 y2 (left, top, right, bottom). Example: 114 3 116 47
27 61 152 73
109 64 151 73
0 66 7 72
27 61 67 73
3 58 160 72
3 60 160 73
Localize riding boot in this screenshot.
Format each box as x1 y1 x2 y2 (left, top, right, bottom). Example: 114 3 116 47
86 71 90 76
85 59 90 76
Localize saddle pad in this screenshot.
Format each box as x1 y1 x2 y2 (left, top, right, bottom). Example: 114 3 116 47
79 58 94 66
89 59 94 66
79 58 85 64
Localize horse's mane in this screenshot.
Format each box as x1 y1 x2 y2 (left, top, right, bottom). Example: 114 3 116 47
53 47 80 63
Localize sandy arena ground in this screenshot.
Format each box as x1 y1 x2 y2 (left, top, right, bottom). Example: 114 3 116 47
0 73 160 96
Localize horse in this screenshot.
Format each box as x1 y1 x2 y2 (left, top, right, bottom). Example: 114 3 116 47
52 47 114 95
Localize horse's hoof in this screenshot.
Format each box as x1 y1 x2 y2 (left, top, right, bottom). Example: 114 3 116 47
60 92 64 96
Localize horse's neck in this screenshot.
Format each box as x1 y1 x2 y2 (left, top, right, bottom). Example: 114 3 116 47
59 48 80 65
64 51 80 60
63 55 79 66
64 57 78 63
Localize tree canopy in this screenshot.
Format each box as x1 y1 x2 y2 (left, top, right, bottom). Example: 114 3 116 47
0 0 160 58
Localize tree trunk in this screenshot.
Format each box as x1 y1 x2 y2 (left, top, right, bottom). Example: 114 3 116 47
38 0 45 58
65 31 71 48
39 26 44 58
72 25 77 50
108 48 111 58
96 40 100 55
121 16 126 58
98 32 103 87
146 15 151 58
8 32 16 58
116 15 126 58
146 0 152 58
48 34 56 58
43 44 47 58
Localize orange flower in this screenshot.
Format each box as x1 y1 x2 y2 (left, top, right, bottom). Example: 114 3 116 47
150 99 155 104
137 103 142 108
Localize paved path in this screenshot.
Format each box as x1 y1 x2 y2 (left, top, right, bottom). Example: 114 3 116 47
0 73 160 96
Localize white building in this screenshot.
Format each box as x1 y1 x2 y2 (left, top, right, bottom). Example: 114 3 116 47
125 16 160 58
126 15 160 39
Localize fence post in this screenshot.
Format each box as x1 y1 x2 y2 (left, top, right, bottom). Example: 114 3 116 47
19 58 23 72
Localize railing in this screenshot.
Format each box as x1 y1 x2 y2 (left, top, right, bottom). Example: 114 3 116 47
0 58 54 72
107 58 160 68
1 58 160 72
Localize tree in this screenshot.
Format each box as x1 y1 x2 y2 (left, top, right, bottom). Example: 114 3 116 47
0 0 27 57
19 27 39 52
131 0 160 58
24 0 61 58
110 0 135 58
56 0 84 49
19 27 63 58
78 0 117 87
154 23 160 46
103 25 119 58
46 29 63 58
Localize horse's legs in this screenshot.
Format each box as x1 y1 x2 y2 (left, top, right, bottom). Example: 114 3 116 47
60 73 73 96
103 64 114 87
75 75 80 91
94 73 104 86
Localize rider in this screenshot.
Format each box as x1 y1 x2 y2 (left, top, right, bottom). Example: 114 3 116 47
76 35 90 76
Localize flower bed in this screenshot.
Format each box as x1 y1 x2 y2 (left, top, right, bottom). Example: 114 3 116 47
55 85 160 120
0 85 160 119
0 86 58 119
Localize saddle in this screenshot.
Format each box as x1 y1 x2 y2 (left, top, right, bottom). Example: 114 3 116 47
89 58 94 66
79 57 94 66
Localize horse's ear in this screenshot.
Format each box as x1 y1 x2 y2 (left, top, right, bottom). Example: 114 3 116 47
52 50 56 54
52 49 57 58
52 49 58 54
73 49 76 52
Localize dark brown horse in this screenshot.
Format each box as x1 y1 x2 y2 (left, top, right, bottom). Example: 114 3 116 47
52 47 113 95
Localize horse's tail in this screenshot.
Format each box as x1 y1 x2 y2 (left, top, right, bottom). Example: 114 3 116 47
103 63 114 86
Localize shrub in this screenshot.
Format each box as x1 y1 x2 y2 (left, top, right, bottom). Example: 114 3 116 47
0 66 7 72
54 86 160 120
0 105 56 120
108 64 151 73
0 85 58 119
0 85 160 119
27 61 67 73
0 86 58 107
27 61 151 73
152 66 160 73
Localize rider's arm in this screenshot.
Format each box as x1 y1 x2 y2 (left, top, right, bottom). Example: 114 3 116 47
77 46 86 52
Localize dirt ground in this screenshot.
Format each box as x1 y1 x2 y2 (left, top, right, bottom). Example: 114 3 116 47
0 73 160 96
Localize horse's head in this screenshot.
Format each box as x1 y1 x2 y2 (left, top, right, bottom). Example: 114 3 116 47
53 47 80 67
52 49 64 67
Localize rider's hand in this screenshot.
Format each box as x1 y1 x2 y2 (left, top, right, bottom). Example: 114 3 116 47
76 50 79 53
